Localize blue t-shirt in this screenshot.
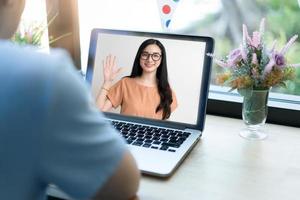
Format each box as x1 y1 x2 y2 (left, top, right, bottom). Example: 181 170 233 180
0 41 126 200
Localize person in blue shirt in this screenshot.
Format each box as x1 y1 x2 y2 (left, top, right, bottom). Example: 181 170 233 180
0 0 140 199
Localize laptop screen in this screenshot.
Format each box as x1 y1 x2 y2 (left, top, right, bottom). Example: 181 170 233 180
86 29 214 129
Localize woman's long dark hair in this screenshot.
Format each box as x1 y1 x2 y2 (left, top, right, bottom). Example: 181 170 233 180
129 39 173 120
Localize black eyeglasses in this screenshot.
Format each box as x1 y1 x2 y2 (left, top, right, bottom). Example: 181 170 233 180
140 52 162 61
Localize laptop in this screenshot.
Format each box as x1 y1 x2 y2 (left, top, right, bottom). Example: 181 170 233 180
85 29 214 177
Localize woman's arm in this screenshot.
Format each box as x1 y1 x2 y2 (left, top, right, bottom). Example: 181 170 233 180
96 84 113 111
96 55 122 111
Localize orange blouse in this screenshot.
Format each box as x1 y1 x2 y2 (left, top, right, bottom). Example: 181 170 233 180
107 77 177 120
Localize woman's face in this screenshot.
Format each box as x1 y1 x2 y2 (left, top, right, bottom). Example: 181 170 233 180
139 44 162 74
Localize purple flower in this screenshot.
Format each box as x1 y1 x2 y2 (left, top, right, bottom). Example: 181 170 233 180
242 23 261 48
240 45 247 61
207 50 242 68
227 48 242 66
259 18 265 37
252 53 258 65
264 60 275 74
207 53 230 68
251 31 261 48
264 35 299 74
291 63 300 67
264 51 286 74
280 35 298 55
243 24 251 46
209 48 243 68
274 53 285 67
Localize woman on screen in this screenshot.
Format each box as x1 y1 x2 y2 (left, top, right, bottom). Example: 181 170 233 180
96 39 177 120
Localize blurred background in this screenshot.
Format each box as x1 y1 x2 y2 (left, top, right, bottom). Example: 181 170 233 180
15 0 300 97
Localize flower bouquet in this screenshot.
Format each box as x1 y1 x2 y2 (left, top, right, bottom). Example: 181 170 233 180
208 18 299 140
12 20 47 46
11 13 71 48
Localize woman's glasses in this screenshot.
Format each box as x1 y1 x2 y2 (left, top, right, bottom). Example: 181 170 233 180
140 52 162 61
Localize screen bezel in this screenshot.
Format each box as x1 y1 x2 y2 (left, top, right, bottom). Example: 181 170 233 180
86 28 214 131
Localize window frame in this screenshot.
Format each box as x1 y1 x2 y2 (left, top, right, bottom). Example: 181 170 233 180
46 0 81 69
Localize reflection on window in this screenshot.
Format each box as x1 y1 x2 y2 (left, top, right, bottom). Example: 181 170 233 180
77 0 300 99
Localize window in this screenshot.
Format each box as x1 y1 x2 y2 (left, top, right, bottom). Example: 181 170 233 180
79 0 300 127
77 0 221 72
14 0 49 49
12 0 81 68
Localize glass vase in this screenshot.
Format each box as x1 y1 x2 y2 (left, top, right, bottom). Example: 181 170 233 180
239 89 269 140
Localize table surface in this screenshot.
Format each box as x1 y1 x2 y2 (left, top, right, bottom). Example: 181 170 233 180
138 115 300 200
48 115 300 200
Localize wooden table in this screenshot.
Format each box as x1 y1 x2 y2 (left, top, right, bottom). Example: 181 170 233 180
48 115 300 200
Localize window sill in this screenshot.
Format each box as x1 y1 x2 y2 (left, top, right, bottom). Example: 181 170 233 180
207 85 300 128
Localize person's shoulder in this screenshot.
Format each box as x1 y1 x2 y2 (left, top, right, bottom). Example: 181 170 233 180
118 77 133 85
120 76 130 82
0 41 73 74
120 77 138 88
124 76 140 83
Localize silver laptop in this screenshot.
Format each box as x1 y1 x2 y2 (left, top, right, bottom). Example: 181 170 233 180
86 29 214 177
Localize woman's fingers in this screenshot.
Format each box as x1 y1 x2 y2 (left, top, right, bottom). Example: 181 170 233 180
107 55 111 71
112 55 116 69
109 55 116 73
111 67 123 80
103 54 120 82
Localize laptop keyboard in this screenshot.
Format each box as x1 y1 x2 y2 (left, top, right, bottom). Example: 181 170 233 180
110 120 191 153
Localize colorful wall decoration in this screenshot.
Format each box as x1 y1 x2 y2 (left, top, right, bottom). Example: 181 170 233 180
157 0 180 31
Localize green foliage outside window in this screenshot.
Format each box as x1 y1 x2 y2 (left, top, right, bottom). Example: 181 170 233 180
187 0 300 95
257 0 300 94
